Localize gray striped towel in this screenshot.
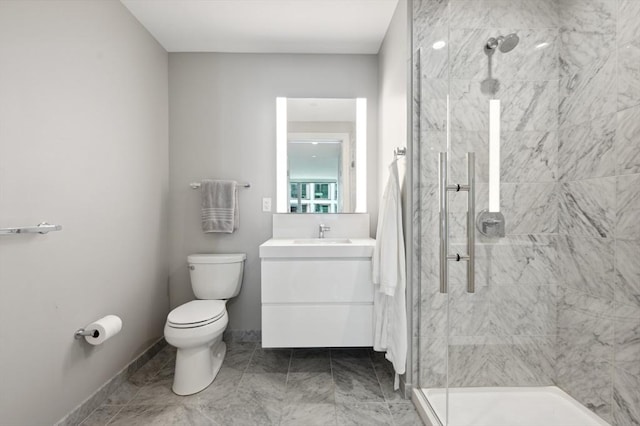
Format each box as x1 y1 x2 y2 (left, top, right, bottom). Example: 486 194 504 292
201 180 238 233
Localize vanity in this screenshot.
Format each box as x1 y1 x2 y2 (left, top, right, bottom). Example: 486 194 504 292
261 97 375 348
259 214 375 348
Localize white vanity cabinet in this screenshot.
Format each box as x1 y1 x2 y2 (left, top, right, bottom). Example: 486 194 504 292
259 238 375 348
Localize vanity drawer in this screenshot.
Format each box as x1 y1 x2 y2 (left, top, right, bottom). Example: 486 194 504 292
261 259 373 303
262 304 373 348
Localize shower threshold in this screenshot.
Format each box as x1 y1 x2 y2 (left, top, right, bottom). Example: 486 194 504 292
412 386 611 426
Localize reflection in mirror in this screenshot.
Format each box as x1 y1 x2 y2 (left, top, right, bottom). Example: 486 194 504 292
276 97 366 213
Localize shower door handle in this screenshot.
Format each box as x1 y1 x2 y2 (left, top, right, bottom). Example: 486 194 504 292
439 152 475 294
439 153 449 293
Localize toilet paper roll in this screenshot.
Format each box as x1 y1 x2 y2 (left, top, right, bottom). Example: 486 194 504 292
84 315 122 345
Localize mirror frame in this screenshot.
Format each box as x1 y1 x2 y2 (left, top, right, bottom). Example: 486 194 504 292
276 97 367 213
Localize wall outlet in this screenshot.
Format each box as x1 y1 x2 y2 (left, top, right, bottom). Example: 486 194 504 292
262 197 272 212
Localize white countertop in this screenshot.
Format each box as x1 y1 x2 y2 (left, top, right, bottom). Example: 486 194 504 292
259 237 376 258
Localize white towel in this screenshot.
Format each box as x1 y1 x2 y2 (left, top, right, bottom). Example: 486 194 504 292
201 180 238 233
372 159 407 390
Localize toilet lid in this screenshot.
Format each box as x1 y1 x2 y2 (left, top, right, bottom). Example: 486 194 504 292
167 300 225 327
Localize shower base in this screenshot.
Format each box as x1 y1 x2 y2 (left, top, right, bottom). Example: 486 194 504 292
412 386 611 426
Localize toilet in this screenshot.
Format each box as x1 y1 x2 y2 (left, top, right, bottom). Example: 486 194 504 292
164 253 246 396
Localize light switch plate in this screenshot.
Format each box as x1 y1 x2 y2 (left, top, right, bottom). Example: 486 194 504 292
262 197 272 212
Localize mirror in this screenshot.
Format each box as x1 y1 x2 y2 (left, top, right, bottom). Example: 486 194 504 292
276 97 367 213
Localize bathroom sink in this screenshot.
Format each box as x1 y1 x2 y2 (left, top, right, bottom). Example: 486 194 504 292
293 238 352 244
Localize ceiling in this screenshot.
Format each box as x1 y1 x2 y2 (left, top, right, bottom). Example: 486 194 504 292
120 0 399 54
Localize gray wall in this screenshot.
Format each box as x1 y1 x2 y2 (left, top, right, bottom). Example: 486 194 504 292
168 53 378 333
378 0 408 198
378 0 411 387
0 1 169 425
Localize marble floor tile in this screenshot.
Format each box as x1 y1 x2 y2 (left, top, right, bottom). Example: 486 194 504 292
289 348 331 373
104 381 141 405
280 403 337 426
245 348 291 374
332 357 385 403
335 403 394 426
286 372 335 404
371 353 405 403
107 404 214 426
127 379 186 406
388 402 424 426
194 365 243 407
223 341 256 373
78 405 123 426
330 348 372 361
127 346 174 386
223 373 287 425
77 340 420 426
222 400 281 426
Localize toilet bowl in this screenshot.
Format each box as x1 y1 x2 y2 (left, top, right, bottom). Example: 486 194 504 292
164 253 245 396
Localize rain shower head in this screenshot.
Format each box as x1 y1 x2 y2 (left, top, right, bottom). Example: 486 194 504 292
485 33 520 53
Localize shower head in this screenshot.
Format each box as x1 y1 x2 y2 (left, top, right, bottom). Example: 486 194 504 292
485 33 520 53
499 33 519 52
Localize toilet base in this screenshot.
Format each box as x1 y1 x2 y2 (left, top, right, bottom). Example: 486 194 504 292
172 340 226 396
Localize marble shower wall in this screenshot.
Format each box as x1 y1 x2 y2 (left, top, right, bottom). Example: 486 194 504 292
556 1 640 424
413 0 560 390
413 1 639 424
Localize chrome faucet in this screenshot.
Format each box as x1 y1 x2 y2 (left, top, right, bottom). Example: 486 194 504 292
318 224 331 239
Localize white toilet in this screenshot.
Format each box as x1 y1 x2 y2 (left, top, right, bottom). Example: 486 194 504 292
164 253 246 396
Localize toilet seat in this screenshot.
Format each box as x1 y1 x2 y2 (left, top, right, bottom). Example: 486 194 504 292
167 300 226 329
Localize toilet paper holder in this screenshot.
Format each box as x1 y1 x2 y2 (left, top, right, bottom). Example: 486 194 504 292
74 328 99 340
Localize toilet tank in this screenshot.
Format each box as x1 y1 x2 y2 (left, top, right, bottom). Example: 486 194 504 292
187 253 246 299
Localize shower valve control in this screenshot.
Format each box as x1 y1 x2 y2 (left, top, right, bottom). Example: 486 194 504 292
476 210 506 238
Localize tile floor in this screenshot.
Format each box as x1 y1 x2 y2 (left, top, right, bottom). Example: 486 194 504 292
79 342 422 426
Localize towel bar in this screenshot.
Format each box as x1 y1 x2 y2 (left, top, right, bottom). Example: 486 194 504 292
0 222 62 236
190 182 250 189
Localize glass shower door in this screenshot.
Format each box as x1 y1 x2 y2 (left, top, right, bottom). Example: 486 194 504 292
441 5 558 425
